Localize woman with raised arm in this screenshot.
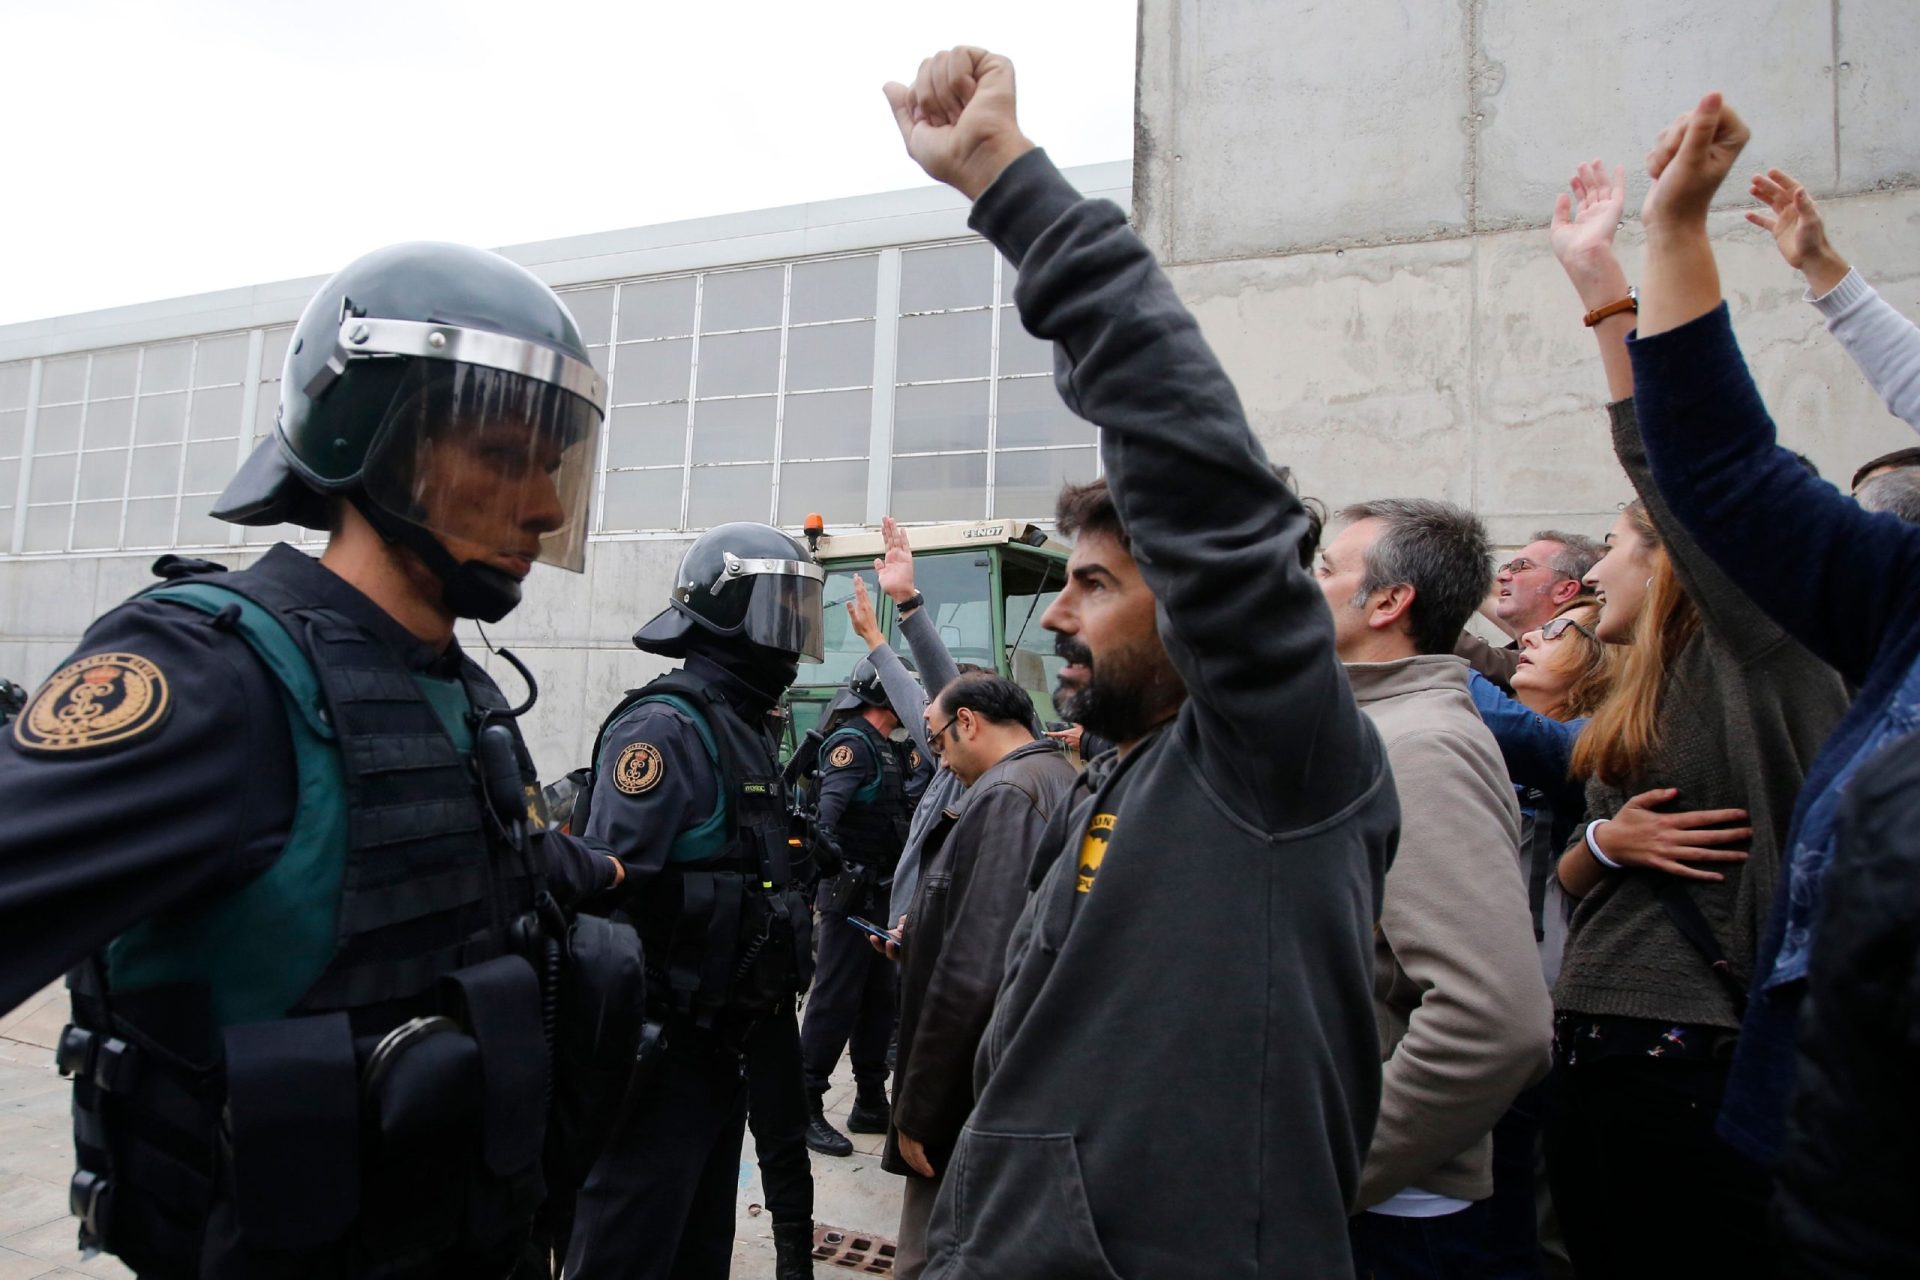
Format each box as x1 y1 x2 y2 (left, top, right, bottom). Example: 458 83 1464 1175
1623 94 1920 1278
1536 152 1847 1279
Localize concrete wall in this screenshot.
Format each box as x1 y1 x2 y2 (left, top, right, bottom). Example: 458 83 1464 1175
1136 0 1920 544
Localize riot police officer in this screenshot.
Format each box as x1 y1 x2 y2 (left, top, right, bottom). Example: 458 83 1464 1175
799 658 914 1157
564 522 824 1280
0 241 637 1279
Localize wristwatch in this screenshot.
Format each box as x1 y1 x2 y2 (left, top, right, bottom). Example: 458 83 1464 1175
895 591 925 616
1583 286 1638 328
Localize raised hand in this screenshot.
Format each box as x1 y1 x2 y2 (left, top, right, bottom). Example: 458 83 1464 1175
883 46 1035 200
1747 168 1850 293
1640 92 1751 234
873 515 918 604
1550 159 1628 270
847 575 884 648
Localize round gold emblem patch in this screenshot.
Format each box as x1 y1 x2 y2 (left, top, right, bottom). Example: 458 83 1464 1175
13 652 171 754
614 742 665 795
908 749 923 772
828 743 856 769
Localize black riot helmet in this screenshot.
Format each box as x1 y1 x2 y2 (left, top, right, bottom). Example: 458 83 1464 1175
634 522 827 663
211 241 607 622
824 655 911 719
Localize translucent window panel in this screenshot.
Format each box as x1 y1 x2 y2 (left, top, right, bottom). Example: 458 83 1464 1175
611 339 693 405
91 349 141 399
185 439 237 493
141 342 193 393
996 311 1053 377
993 447 1098 518
123 497 178 548
193 334 250 387
891 452 986 523
40 356 88 405
700 267 783 333
0 460 16 506
688 464 772 528
694 329 780 398
177 507 229 548
77 449 128 501
777 459 867 527
28 453 76 503
34 403 83 452
893 380 989 454
254 388 282 439
995 376 1085 449
129 445 183 498
81 396 135 450
589 345 609 376
259 327 293 381
23 505 70 552
136 393 188 444
616 277 697 342
560 287 615 346
784 321 873 392
71 501 122 550
790 255 878 325
781 389 871 460
188 385 243 440
895 311 992 383
899 243 995 312
0 409 24 457
691 396 775 464
1000 264 1018 305
0 362 29 410
601 467 684 532
606 403 689 469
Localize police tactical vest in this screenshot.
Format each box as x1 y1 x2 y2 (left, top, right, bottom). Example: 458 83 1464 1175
822 719 912 874
59 560 550 1279
583 668 812 1035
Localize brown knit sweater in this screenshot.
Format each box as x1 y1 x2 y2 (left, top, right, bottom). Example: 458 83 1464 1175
1551 401 1848 1031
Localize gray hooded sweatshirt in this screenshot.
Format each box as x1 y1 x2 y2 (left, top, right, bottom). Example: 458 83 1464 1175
920 150 1397 1280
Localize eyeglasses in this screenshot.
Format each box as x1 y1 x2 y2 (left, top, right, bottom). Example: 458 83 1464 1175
926 716 959 756
1540 616 1598 643
1497 557 1543 576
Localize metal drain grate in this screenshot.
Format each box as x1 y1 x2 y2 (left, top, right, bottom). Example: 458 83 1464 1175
811 1224 896 1274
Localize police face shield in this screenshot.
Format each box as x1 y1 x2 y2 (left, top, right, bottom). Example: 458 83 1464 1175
720 554 827 662
361 360 602 574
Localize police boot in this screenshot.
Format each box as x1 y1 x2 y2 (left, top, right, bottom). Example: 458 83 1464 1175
847 1081 890 1134
773 1220 815 1280
805 1095 853 1157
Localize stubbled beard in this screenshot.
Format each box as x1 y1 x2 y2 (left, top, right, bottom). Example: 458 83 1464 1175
1052 632 1184 745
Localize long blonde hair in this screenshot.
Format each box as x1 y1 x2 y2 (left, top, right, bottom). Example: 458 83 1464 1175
1568 501 1701 785
1550 595 1615 721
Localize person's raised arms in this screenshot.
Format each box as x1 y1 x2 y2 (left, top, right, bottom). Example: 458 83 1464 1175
1550 158 1636 400
883 47 1034 200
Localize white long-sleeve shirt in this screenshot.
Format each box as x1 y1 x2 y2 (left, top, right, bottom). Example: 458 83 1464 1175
1810 268 1920 435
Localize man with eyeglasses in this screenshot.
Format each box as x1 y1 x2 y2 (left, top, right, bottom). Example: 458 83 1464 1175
883 671 1075 1277
1455 532 1606 691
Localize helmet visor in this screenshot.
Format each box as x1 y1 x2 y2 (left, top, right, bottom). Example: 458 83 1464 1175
742 571 827 662
361 361 602 573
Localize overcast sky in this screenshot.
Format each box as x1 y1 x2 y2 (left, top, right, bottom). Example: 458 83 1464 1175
0 1 1136 327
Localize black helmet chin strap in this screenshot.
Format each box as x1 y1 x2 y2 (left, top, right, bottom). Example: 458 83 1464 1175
350 494 524 625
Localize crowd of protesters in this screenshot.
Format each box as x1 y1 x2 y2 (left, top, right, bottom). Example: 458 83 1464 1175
833 51 1920 1280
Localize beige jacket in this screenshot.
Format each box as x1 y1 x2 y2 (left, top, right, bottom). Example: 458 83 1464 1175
1348 655 1553 1207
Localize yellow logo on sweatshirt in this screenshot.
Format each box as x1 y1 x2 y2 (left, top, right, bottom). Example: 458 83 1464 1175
1077 813 1115 893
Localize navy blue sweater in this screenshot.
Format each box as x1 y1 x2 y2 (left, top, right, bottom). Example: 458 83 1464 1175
1631 303 1920 1161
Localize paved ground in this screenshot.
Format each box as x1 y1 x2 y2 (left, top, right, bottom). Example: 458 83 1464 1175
0 984 903 1278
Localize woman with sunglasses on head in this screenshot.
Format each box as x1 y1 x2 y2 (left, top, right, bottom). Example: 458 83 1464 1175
1536 154 1847 1280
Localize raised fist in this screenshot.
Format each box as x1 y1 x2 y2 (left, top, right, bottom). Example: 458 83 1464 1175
884 46 1035 200
1639 92 1750 234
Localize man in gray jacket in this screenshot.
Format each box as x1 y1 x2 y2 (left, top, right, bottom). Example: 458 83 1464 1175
884 46 1397 1279
884 671 1077 1277
1316 499 1554 1272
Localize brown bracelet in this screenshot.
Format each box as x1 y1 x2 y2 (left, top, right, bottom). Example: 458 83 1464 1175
1583 286 1638 327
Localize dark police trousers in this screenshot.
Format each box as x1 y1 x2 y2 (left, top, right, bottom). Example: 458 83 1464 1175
800 908 898 1097
565 1023 747 1280
746 998 813 1226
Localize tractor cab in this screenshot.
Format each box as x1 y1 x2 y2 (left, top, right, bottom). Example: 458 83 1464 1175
782 519 1071 761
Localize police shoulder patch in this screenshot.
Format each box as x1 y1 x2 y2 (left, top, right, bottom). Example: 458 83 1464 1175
614 741 665 795
828 743 856 769
12 652 172 755
908 749 923 772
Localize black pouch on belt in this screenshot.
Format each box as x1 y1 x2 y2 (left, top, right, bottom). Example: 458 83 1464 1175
547 913 646 1191
221 1012 360 1250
